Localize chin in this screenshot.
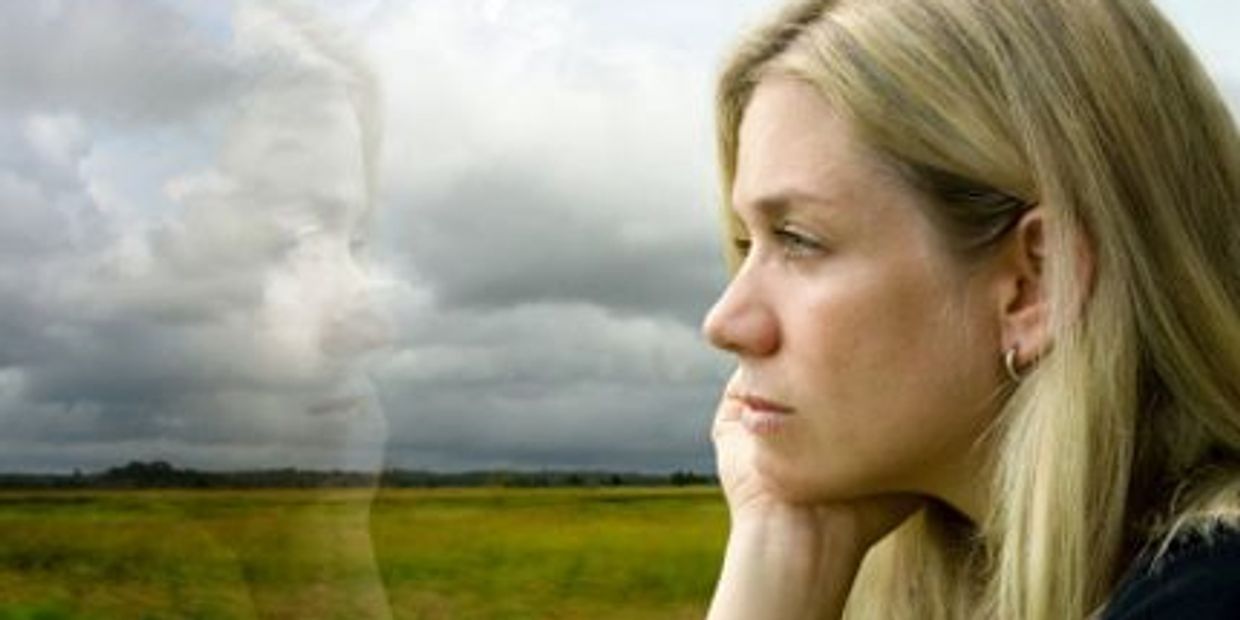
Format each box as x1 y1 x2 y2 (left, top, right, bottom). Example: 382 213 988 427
753 450 877 505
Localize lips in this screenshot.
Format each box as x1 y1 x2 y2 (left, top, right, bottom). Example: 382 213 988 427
729 392 795 414
727 392 795 436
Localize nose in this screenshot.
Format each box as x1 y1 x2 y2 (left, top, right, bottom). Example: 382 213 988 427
319 248 395 359
701 264 779 358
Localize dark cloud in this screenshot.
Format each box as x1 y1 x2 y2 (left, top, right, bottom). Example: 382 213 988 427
0 1 389 472
0 172 74 258
372 299 728 472
380 362 724 473
0 0 1235 479
352 0 743 473
403 161 726 326
0 0 747 474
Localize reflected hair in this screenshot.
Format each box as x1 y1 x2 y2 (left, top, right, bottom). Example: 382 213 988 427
715 0 1240 618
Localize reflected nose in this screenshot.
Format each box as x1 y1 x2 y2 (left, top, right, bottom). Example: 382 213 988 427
321 289 394 359
701 266 779 358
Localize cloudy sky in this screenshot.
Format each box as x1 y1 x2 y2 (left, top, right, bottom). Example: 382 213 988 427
1 0 1236 474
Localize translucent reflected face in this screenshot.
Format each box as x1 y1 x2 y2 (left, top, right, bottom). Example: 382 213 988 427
0 3 395 474
242 81 388 382
256 191 390 472
702 77 1004 506
165 4 392 471
242 24 390 471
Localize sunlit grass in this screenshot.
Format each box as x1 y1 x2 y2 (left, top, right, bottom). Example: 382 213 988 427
0 486 727 619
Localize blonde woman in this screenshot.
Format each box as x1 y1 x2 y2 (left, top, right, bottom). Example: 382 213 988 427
701 0 1240 618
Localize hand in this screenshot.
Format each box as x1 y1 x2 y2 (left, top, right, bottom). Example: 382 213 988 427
713 369 922 546
707 369 924 620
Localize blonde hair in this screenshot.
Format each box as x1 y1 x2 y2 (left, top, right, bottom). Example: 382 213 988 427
715 0 1240 618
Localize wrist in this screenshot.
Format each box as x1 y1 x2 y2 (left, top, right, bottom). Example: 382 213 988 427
708 507 868 620
729 501 872 563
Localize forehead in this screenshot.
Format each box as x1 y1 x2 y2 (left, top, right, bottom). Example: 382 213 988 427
732 76 900 219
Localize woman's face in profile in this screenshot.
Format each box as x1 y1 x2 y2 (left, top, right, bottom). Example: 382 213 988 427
145 5 391 471
703 77 1005 506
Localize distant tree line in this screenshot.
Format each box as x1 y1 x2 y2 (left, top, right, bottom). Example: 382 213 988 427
381 468 715 488
0 461 718 490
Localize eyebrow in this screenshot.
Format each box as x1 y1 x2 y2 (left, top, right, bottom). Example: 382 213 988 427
733 190 843 223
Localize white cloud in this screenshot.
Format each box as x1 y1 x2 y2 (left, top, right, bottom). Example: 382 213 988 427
0 1 392 471
23 113 89 171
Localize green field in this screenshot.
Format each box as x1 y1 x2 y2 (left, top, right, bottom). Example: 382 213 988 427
0 486 727 619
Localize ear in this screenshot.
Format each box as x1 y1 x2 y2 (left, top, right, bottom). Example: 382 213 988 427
993 208 1051 370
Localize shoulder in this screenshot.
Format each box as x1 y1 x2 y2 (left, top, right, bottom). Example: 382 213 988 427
1101 525 1240 620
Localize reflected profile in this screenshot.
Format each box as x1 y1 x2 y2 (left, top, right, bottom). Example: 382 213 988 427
0 1 395 617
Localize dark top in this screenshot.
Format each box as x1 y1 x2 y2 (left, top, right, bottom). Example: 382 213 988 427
1101 525 1240 619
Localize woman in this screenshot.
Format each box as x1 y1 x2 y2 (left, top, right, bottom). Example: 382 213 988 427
701 0 1240 618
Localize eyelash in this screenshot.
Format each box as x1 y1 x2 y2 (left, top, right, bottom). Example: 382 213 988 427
775 227 823 256
733 225 825 260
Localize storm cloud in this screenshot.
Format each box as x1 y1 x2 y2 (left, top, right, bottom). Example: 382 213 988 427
1 0 1235 474
0 0 389 472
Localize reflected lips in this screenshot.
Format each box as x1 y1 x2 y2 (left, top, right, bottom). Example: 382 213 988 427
731 393 795 436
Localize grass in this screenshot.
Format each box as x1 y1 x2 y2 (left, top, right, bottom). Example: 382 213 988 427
0 487 727 619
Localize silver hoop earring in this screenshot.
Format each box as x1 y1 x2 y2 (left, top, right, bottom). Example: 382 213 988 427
1003 347 1023 383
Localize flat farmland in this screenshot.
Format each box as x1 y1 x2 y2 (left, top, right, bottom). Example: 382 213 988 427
0 486 727 619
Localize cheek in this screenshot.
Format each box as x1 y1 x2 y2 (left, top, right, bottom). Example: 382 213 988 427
782 267 993 491
795 268 957 403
